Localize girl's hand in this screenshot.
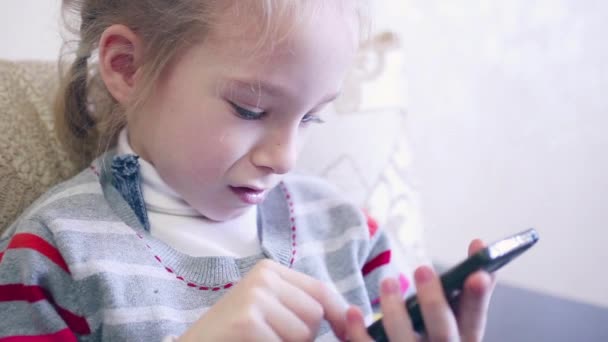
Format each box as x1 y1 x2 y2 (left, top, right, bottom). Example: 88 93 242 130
178 259 348 342
346 239 496 342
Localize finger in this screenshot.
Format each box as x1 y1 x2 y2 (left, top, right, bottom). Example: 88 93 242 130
467 239 486 256
274 276 325 334
254 317 283 342
414 266 459 342
379 277 416 342
457 239 496 342
269 262 348 339
457 271 494 342
345 306 373 342
260 289 316 342
467 239 497 285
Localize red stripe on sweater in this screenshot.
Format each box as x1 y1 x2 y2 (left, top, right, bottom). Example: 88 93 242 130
3 234 70 274
0 285 91 335
362 250 391 276
0 328 77 342
55 306 91 335
0 284 46 302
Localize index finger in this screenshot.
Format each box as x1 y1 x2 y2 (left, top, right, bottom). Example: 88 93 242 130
269 261 349 340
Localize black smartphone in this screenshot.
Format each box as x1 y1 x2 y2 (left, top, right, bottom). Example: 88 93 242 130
367 228 539 341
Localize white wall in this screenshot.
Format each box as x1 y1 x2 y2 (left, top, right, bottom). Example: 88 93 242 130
402 0 608 308
0 0 62 61
2 0 607 309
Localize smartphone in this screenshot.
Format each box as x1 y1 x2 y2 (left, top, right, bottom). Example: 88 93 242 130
367 228 539 341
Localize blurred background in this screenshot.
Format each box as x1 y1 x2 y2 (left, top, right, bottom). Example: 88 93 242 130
1 0 607 340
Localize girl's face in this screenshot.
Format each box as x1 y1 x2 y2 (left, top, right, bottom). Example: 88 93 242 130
128 4 358 221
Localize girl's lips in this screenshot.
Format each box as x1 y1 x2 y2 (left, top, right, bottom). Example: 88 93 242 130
229 186 267 205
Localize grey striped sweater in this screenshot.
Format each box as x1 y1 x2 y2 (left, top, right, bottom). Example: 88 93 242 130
0 152 401 341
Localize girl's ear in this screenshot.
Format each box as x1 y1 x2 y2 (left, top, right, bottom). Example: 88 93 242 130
98 24 144 105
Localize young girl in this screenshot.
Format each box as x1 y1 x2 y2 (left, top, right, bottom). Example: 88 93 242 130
0 1 495 341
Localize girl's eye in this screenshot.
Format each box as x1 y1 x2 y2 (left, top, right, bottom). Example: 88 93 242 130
301 114 325 125
229 101 325 124
230 102 266 120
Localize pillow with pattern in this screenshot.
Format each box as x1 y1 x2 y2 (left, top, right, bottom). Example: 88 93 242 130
296 31 430 297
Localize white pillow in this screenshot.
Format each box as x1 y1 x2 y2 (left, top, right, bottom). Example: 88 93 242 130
295 28 431 292
297 106 429 280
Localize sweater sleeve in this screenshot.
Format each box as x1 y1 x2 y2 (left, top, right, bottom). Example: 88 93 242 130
0 219 91 340
360 212 410 315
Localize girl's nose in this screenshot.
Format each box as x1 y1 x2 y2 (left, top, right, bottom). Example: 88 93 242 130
251 128 298 175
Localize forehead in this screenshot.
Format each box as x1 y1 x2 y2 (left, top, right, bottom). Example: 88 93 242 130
204 1 359 63
156 0 361 105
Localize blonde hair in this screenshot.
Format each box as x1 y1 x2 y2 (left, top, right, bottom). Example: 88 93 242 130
54 0 368 168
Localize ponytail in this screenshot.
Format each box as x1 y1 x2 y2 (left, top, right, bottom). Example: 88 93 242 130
66 55 95 139
54 51 100 168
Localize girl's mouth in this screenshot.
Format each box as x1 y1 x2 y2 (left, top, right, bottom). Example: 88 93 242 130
229 186 267 205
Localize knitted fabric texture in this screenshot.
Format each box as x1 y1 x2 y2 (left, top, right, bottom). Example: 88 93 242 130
0 154 400 341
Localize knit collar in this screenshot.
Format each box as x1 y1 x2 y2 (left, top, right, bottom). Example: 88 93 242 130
95 151 295 287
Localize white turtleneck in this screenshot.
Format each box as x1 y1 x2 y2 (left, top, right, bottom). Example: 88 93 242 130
117 129 261 258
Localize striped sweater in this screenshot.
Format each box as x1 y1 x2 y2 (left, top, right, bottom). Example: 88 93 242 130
0 152 400 341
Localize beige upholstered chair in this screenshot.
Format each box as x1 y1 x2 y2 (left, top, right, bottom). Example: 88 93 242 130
0 60 82 231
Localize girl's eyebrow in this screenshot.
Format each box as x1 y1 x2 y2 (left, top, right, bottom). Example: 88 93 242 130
317 91 341 106
229 79 287 97
228 78 341 106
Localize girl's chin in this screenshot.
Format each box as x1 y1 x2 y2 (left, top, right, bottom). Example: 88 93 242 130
199 205 256 222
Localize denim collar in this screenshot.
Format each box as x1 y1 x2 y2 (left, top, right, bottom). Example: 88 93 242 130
111 154 150 231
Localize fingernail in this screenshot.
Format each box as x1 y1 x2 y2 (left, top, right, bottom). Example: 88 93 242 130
346 307 363 324
414 266 435 284
381 278 399 295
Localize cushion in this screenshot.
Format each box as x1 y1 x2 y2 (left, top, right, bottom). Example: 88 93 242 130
297 32 430 277
0 60 81 232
